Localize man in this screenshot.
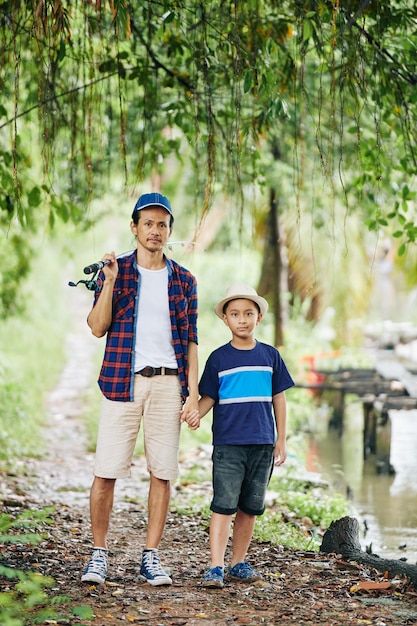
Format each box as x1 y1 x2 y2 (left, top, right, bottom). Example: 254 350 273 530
81 192 198 586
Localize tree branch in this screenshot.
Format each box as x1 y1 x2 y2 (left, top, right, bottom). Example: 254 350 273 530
0 71 119 130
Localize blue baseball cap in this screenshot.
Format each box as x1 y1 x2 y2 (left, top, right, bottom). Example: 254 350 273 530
133 192 173 221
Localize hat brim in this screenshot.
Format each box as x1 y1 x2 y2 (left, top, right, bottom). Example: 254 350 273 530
214 294 268 319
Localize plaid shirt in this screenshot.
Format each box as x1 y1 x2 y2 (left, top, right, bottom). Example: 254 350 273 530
93 251 198 402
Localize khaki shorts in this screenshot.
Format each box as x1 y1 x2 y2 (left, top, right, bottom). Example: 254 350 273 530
94 375 183 480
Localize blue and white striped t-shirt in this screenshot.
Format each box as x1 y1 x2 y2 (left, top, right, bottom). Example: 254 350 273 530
199 341 294 445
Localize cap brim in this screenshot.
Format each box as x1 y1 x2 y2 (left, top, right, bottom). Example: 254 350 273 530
135 201 173 215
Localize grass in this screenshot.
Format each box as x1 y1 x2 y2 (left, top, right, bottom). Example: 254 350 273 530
0 241 71 462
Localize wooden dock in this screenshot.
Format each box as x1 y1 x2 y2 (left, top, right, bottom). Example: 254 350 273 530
296 357 417 474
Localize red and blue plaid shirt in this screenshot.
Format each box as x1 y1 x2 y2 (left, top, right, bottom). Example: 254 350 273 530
93 251 198 402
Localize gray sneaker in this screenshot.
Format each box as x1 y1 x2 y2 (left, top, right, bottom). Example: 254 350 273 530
81 548 108 584
139 549 172 586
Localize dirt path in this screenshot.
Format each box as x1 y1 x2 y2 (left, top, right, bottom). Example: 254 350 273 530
2 289 417 625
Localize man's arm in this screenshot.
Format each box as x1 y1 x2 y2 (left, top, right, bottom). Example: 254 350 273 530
272 391 287 466
87 253 118 337
186 340 199 401
181 340 199 422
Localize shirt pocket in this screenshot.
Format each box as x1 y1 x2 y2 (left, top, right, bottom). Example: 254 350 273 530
113 289 135 320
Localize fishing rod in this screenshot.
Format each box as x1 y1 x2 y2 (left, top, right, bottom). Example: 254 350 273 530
68 242 197 290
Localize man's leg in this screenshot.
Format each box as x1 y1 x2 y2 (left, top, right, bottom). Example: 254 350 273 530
139 377 182 585
81 476 116 583
139 473 173 585
90 476 116 548
145 473 170 548
230 508 256 566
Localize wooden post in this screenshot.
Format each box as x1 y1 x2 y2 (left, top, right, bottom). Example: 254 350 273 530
329 389 345 436
362 400 394 474
363 399 376 458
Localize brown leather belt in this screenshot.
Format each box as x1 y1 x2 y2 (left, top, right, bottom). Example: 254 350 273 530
135 366 178 377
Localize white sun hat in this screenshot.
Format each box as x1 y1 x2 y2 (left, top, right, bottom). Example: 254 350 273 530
214 282 269 319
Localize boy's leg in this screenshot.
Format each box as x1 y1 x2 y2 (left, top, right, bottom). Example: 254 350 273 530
230 508 256 566
209 512 233 568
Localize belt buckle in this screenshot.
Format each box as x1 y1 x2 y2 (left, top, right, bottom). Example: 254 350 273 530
141 366 156 377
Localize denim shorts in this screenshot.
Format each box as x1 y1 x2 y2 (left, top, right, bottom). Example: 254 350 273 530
210 444 275 516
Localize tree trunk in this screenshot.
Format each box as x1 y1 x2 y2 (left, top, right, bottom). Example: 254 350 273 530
257 187 283 346
321 517 417 587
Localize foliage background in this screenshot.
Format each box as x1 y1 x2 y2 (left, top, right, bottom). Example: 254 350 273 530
1 1 416 333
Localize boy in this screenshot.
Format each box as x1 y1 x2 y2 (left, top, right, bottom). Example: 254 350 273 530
185 282 294 588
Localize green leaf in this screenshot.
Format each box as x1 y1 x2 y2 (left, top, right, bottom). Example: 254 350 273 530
72 605 95 619
243 70 252 93
162 11 175 23
98 59 117 73
366 219 377 231
57 40 66 62
303 20 313 42
28 186 42 207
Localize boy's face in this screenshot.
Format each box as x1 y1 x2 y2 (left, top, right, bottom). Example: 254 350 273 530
222 298 262 339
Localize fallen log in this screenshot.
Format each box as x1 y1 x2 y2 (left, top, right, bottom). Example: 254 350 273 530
320 516 417 588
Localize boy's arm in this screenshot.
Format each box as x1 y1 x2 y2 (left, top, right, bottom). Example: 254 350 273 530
198 394 215 418
272 391 287 466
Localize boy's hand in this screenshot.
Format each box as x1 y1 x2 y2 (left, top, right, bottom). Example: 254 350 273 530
274 441 287 466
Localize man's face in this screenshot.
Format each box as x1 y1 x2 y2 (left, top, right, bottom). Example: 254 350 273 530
131 207 172 253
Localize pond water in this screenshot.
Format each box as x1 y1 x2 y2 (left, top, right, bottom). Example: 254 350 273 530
309 403 417 565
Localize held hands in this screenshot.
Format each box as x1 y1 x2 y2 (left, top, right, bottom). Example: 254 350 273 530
180 404 201 430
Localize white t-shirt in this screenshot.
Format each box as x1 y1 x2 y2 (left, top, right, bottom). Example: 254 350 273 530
134 265 177 371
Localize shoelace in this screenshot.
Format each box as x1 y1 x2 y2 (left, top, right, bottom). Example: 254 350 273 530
143 552 164 575
89 550 107 573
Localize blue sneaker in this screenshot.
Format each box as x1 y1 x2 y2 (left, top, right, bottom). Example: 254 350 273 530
81 548 108 584
203 566 224 588
139 549 172 586
227 562 261 582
